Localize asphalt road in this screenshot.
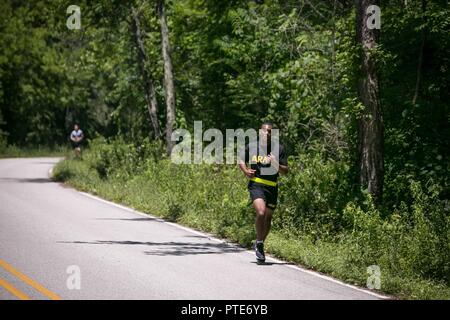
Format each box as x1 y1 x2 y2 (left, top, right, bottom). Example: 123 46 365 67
0 157 385 300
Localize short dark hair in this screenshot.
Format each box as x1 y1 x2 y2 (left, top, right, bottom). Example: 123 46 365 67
261 121 274 128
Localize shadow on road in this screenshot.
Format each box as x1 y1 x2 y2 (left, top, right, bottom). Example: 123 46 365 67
58 240 244 256
250 261 295 266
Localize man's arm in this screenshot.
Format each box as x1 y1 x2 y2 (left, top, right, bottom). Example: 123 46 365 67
268 155 288 175
279 164 289 175
269 145 288 175
238 145 256 178
239 160 256 178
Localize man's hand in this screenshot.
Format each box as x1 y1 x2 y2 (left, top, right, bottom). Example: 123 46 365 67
268 153 288 175
267 153 278 167
239 161 256 178
244 168 256 178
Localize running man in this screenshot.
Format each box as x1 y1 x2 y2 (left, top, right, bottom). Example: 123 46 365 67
238 121 288 264
70 123 84 158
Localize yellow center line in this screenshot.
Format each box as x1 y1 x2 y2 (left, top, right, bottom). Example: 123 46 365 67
0 278 31 300
0 259 62 300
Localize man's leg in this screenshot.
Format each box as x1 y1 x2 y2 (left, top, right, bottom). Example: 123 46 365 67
262 207 274 241
252 198 266 241
252 198 267 263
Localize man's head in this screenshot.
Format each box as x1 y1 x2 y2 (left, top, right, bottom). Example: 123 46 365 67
74 123 79 131
260 121 273 144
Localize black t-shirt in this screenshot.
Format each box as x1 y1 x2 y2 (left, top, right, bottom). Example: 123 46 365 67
239 140 287 183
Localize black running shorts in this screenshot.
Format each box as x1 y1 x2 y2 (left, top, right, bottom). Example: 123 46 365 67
71 141 81 149
248 181 278 210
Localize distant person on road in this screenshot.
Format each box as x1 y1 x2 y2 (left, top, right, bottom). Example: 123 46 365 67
238 121 288 264
70 123 84 158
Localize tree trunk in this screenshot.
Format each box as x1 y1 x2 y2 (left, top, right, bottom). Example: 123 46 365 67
412 0 427 105
157 0 176 155
131 5 161 139
330 0 337 107
356 0 384 204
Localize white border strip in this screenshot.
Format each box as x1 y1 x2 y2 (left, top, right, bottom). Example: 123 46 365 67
76 190 389 299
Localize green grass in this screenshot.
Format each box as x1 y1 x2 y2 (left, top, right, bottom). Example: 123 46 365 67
0 145 70 158
51 146 450 300
265 232 450 299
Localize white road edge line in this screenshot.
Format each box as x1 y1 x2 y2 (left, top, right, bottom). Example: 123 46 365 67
49 156 387 299
74 189 389 300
